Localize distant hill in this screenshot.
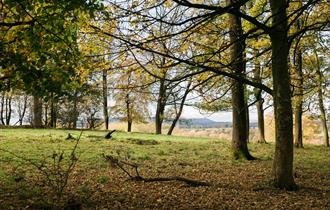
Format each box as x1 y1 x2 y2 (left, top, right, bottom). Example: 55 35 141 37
176 118 231 128
176 118 258 128
111 117 257 128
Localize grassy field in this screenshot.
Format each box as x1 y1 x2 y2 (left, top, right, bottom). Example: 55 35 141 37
0 128 329 209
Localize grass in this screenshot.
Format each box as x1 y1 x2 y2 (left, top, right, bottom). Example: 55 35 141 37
0 128 329 209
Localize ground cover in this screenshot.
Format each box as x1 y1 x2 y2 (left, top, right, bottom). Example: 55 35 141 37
0 128 329 209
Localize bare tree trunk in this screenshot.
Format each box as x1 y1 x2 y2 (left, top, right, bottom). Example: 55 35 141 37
103 68 109 130
33 95 43 128
270 0 297 190
227 0 254 160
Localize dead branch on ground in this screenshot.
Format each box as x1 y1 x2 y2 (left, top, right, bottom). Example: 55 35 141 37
102 154 211 187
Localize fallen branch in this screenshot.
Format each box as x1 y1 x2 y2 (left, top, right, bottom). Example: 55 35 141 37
105 130 116 139
102 154 211 187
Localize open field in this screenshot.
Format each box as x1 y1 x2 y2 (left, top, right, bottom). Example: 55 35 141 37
0 128 329 209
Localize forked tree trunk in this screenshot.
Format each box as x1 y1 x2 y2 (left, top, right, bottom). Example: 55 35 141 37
167 81 191 135
269 0 297 190
33 95 43 128
227 0 254 160
18 94 28 126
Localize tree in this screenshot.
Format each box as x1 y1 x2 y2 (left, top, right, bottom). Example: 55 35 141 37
291 0 304 148
167 79 192 135
305 48 329 147
111 59 151 132
227 0 254 160
252 51 266 143
0 0 102 127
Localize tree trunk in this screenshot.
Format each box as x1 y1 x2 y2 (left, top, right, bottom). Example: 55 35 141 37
293 48 303 147
167 81 191 135
155 78 166 135
245 97 250 143
44 103 48 126
72 92 78 129
50 93 57 128
318 88 329 147
18 94 28 126
127 120 132 132
33 95 43 128
253 51 266 143
269 0 297 190
5 93 12 125
227 0 254 160
126 93 132 132
293 6 303 148
315 54 329 147
256 99 265 142
103 68 109 130
0 92 5 125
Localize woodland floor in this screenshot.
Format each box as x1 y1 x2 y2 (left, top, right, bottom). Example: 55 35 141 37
0 128 329 209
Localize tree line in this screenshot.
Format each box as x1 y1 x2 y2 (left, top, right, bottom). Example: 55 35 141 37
0 0 329 190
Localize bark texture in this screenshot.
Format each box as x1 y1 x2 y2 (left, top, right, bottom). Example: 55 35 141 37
269 0 297 190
